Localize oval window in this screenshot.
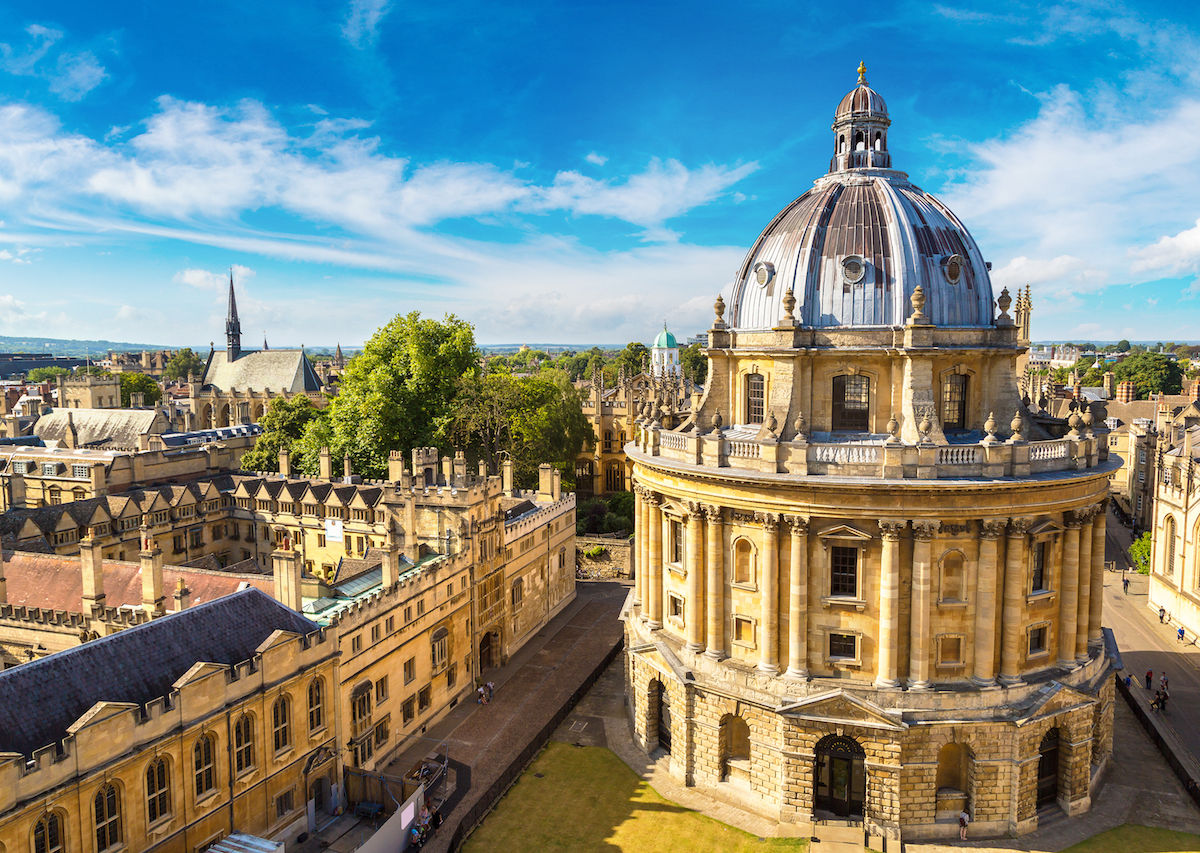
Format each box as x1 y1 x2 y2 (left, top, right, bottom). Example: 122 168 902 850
943 254 964 284
754 261 775 287
841 255 866 284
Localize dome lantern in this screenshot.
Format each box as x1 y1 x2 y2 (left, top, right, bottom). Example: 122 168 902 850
831 61 891 172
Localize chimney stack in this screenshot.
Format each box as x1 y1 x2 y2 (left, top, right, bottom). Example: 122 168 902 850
271 530 302 611
538 463 554 501
319 446 333 480
383 522 400 588
1103 371 1115 399
388 450 405 482
453 451 467 488
139 526 165 617
278 446 290 476
1117 381 1137 403
81 528 106 612
551 467 562 501
502 458 514 494
343 452 352 481
173 577 191 611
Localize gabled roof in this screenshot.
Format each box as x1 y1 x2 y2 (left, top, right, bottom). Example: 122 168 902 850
34 408 167 449
201 349 323 394
0 588 317 758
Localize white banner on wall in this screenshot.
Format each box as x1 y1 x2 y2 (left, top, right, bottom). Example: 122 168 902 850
324 518 344 543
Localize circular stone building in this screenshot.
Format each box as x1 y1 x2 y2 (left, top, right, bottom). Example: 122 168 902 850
624 66 1116 842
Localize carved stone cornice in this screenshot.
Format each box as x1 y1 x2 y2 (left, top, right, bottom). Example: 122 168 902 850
702 504 724 524
784 514 810 535
979 519 1008 540
940 522 972 537
910 520 941 541
878 519 906 541
1008 517 1034 536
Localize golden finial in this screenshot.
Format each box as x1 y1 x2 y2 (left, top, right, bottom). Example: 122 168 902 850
857 60 867 85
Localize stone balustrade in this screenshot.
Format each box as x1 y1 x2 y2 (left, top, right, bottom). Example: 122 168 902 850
630 424 1103 480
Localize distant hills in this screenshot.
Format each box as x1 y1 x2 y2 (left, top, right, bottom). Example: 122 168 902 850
0 335 349 359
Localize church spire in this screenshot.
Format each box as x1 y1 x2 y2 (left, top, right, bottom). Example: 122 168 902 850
226 270 242 361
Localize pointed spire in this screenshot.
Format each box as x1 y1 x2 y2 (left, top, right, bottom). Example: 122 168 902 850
225 269 242 361
263 332 268 351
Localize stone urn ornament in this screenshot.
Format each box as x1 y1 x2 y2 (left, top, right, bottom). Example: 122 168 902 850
1010 410 1024 442
885 413 900 444
711 410 724 432
1067 408 1083 437
764 410 778 436
983 411 998 442
782 288 797 324
794 411 808 440
714 294 726 325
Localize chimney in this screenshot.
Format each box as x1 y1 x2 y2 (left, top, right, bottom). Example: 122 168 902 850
388 450 405 482
131 391 145 408
453 451 467 488
1117 381 1137 403
538 463 554 501
551 467 562 501
502 458 514 494
343 452 352 481
271 532 302 611
1103 371 1115 399
173 576 191 611
1073 382 1082 401
64 412 78 449
319 446 333 480
441 455 452 485
383 522 400 588
279 446 290 476
81 528 106 611
478 459 487 481
139 527 165 617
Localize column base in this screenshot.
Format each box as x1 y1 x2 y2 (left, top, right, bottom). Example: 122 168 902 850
998 673 1024 687
969 675 998 688
1057 658 1079 671
704 648 728 661
1075 654 1090 666
757 663 780 676
874 676 900 689
785 666 810 681
907 679 931 691
685 642 705 653
647 620 663 630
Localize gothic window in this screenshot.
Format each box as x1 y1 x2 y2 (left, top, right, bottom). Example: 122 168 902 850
145 758 171 824
512 577 524 607
33 813 64 853
431 627 449 671
234 714 255 774
605 463 623 492
94 785 122 852
272 695 291 752
1165 516 1177 576
604 430 613 452
942 375 968 431
351 684 373 739
745 374 765 425
194 734 216 797
832 375 870 432
830 546 858 597
308 678 325 732
1031 541 1048 592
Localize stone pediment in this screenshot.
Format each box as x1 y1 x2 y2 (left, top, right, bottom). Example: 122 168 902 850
1016 681 1094 725
172 661 229 689
1028 519 1064 536
816 523 875 542
67 700 138 735
779 690 906 731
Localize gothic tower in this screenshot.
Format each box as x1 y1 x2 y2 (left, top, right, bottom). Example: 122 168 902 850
226 272 242 361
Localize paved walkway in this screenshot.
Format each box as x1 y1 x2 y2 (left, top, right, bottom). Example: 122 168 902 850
385 579 627 853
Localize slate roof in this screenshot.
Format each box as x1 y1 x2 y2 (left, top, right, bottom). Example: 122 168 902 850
201 349 323 394
34 408 168 448
0 587 318 758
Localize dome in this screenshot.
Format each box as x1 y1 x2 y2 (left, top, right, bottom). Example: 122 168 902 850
723 65 994 331
653 325 678 349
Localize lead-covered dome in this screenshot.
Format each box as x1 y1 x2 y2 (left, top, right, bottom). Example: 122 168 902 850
724 65 994 331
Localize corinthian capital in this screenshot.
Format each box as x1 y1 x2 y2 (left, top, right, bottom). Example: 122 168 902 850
702 504 724 524
784 514 810 535
911 520 941 541
980 518 1008 539
754 511 780 529
684 500 704 518
1008 517 1034 536
878 519 906 540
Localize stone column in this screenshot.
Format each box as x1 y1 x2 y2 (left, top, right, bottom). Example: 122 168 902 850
1075 509 1095 662
908 520 940 689
785 515 810 679
632 486 645 607
973 519 1007 685
876 520 906 688
1089 502 1107 648
999 518 1033 683
703 504 726 660
647 493 664 629
684 501 705 652
1058 514 1083 667
757 512 780 675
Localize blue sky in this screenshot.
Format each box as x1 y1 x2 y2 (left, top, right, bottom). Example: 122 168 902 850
0 0 1196 347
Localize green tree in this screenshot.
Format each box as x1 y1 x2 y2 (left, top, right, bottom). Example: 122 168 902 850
679 343 708 386
25 366 70 382
1112 351 1183 399
162 347 206 380
1116 339 1131 352
1129 532 1152 574
295 312 480 478
613 342 650 376
119 373 162 407
240 396 323 473
439 369 590 489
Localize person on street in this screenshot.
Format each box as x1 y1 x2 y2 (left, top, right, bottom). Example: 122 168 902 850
1152 690 1163 711
1146 669 1154 689
958 809 970 840
1160 606 1167 623
1123 574 1130 594
1162 672 1170 691
1180 627 1187 643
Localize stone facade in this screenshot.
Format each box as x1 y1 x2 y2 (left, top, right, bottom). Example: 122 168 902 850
1147 416 1200 635
624 68 1116 842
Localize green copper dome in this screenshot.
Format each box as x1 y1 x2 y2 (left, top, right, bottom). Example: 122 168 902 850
653 324 677 349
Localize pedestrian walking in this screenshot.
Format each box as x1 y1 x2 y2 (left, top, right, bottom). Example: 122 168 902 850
1125 674 1132 690
1152 690 1162 711
477 685 488 705
486 681 495 701
1146 669 1154 689
958 809 970 840
1180 627 1187 643
1123 575 1130 594
1162 673 1170 691
1160 606 1167 623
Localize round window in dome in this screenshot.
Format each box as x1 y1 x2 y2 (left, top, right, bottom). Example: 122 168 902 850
753 261 775 287
841 255 866 284
943 254 964 285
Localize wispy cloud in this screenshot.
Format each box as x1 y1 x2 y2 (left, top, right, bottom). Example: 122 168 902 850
342 0 392 48
0 24 107 101
585 152 608 166
174 264 255 290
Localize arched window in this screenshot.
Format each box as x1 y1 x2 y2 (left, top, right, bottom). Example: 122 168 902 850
719 714 751 783
832 375 870 432
733 538 755 585
272 695 291 752
32 813 63 853
431 626 449 671
72 488 87 501
745 374 765 425
606 463 623 492
940 551 964 602
942 375 968 431
854 131 865 151
603 429 613 452
145 758 171 823
194 734 216 797
1165 516 1177 576
234 714 255 774
838 134 846 153
308 678 325 732
94 785 122 852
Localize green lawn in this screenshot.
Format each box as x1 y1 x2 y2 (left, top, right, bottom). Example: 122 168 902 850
1063 824 1200 852
463 741 808 852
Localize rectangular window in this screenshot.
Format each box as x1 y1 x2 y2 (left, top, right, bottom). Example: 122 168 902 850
403 698 415 724
830 546 858 597
746 373 765 424
351 634 362 654
375 677 388 703
832 374 870 432
418 686 431 712
371 624 380 643
404 605 413 623
71 463 88 479
447 663 457 688
317 533 326 548
1029 625 1048 655
403 657 415 684
829 632 857 660
939 636 963 665
374 719 389 747
732 616 754 647
275 789 294 820
941 374 968 431
669 519 683 564
385 616 395 634
190 528 203 548
11 460 26 474
1031 541 1048 592
512 579 524 607
668 593 684 622
41 462 56 476
416 598 426 616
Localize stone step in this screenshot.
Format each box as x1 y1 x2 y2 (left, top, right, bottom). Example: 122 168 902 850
814 821 865 844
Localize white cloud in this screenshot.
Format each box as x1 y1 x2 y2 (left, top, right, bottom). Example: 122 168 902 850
343 0 392 48
585 152 607 166
0 23 107 100
174 264 255 290
1131 219 1200 278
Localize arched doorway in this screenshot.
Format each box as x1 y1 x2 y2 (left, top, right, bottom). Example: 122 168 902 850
815 734 866 818
1037 728 1060 807
651 680 671 753
478 631 498 670
719 714 751 787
